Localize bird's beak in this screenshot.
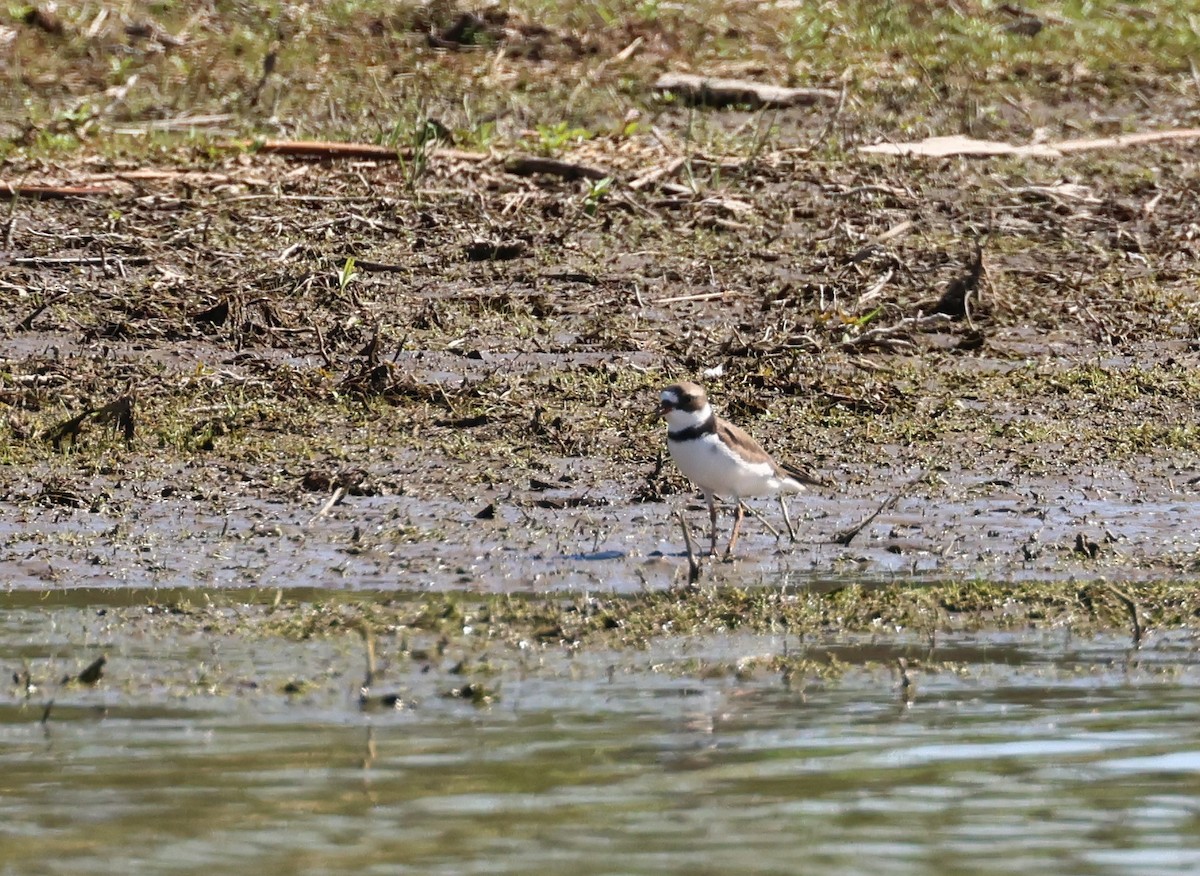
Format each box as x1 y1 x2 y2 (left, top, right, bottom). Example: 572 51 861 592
653 401 672 422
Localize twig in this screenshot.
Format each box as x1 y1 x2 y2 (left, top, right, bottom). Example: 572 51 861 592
1053 128 1200 154
1098 583 1143 649
856 267 894 309
310 485 347 523
353 259 410 273
832 474 925 546
16 290 71 331
227 139 490 163
44 395 135 449
109 114 235 134
656 290 729 305
831 184 910 200
860 127 1200 159
742 502 782 538
837 313 953 352
676 510 702 584
629 157 687 191
7 255 152 269
654 73 839 109
0 183 113 200
313 323 333 368
504 156 612 182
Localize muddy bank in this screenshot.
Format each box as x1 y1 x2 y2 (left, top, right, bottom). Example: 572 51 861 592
5 3 1200 597
4 443 1200 593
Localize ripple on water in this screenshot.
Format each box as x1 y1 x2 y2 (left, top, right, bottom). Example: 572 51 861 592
3 607 1200 875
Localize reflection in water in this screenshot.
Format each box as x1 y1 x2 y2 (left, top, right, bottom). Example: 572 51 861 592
3 605 1200 875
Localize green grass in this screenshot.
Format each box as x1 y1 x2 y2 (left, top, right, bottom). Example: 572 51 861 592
4 0 1199 159
160 576 1188 651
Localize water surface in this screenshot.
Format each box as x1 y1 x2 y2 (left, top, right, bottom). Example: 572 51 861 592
3 596 1200 875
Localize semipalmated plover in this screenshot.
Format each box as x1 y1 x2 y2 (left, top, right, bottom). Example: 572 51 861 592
657 381 825 558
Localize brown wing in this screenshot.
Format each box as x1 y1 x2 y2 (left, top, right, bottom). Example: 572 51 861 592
778 459 833 490
717 417 831 489
715 417 776 465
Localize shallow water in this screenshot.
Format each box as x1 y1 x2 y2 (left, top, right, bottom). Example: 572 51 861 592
6 452 1200 594
3 595 1200 875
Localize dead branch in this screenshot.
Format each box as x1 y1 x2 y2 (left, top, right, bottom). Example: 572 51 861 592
832 474 925 546
504 156 612 182
16 290 71 331
230 139 490 163
933 238 987 321
742 502 782 538
676 509 703 584
1054 128 1200 154
1095 582 1143 649
859 128 1200 159
629 157 687 190
7 255 152 269
837 313 953 352
353 260 411 274
310 485 347 525
655 73 840 109
44 395 135 449
0 183 114 200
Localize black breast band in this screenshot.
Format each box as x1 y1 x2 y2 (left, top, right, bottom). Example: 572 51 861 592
668 414 717 442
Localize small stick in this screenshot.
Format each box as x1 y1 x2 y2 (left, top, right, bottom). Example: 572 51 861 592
311 485 346 523
232 139 490 163
361 625 377 692
504 156 612 182
1100 583 1143 649
629 157 687 190
724 501 747 558
833 473 925 546
313 323 333 369
8 255 152 268
0 183 113 200
16 290 70 331
655 290 729 305
654 73 839 109
777 496 797 541
742 501 783 538
353 260 410 273
676 510 702 584
837 313 953 352
896 658 914 704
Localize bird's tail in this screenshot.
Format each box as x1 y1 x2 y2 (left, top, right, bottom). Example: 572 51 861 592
779 461 832 490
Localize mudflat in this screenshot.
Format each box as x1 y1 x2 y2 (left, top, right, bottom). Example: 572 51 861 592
3 1 1200 622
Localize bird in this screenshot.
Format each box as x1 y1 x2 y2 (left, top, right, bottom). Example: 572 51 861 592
656 381 826 558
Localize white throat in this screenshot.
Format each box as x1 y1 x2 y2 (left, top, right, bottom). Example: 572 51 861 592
665 403 713 433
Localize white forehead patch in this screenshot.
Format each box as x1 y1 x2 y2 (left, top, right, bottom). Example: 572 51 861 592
661 389 680 404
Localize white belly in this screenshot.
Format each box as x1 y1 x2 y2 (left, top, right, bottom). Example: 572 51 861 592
668 434 793 498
